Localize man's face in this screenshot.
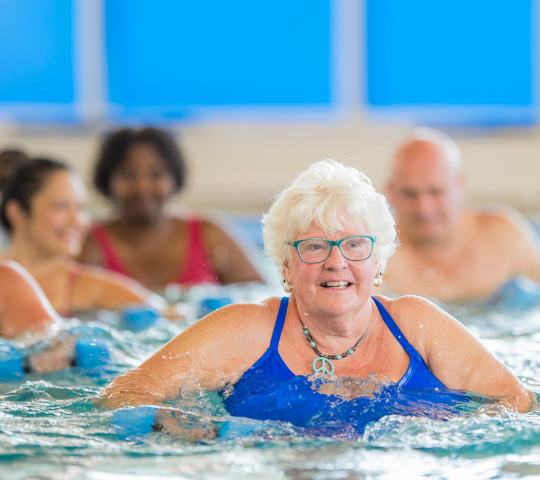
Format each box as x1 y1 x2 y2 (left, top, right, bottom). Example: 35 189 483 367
387 140 464 246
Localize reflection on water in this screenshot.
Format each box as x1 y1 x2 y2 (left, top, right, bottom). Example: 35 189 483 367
312 372 389 400
1 283 540 479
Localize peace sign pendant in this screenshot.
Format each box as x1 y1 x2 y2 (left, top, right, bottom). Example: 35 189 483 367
312 356 334 375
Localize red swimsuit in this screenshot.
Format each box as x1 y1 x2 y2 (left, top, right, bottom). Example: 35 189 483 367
88 219 220 286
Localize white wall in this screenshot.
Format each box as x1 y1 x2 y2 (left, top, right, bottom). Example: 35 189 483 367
1 120 539 219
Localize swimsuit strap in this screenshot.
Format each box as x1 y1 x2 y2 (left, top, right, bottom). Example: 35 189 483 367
269 297 409 353
182 219 198 269
90 225 130 276
371 296 413 351
269 296 290 350
175 218 217 284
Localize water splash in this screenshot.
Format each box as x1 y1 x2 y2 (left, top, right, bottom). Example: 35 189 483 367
0 283 540 479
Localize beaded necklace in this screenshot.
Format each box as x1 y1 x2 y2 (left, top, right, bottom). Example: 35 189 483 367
300 320 369 374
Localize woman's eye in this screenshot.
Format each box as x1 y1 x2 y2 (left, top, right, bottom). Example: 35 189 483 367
118 170 136 181
150 170 167 180
303 243 324 251
52 202 69 210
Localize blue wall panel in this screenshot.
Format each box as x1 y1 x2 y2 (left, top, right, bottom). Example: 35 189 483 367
105 1 331 116
366 0 533 108
0 1 74 104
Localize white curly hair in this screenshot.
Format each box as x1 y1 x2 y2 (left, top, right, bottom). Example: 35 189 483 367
262 159 397 276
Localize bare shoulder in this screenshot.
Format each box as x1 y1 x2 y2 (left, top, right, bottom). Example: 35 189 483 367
197 216 265 283
374 294 449 324
199 218 230 243
468 205 532 239
196 296 279 327
77 262 133 284
0 260 46 291
0 260 24 278
200 216 250 244
0 260 39 290
72 262 152 308
171 216 232 247
372 294 464 350
174 296 281 344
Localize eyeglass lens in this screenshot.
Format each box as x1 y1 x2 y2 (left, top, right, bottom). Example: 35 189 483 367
297 237 373 262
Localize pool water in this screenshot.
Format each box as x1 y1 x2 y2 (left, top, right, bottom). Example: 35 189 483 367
2 283 540 479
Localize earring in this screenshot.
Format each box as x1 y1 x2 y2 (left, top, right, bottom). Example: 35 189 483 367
374 272 383 287
282 278 294 293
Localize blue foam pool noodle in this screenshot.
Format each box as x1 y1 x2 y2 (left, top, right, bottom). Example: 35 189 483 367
75 337 113 376
121 305 159 331
218 420 260 440
0 336 113 381
0 341 24 381
113 406 157 441
200 297 233 316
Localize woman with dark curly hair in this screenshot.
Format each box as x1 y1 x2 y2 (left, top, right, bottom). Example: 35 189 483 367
79 128 264 289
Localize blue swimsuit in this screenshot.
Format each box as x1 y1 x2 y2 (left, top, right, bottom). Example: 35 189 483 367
223 297 468 434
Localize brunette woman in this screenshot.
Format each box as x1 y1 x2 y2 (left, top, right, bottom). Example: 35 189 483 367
0 157 166 315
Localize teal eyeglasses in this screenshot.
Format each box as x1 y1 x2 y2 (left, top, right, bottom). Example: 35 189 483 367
286 236 376 264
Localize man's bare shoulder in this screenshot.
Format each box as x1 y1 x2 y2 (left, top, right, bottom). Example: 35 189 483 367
465 204 532 239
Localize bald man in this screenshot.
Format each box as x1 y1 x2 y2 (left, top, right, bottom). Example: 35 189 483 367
383 128 540 303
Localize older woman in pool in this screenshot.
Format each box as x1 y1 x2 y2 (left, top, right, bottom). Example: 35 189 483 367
99 160 534 417
0 157 166 315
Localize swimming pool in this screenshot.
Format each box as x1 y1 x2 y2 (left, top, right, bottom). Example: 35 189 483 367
2 283 540 479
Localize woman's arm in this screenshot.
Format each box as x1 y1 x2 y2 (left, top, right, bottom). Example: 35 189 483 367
202 220 266 284
391 296 534 413
0 260 60 337
98 301 276 409
74 264 168 312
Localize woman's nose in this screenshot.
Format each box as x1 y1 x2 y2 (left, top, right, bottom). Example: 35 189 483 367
323 244 348 269
133 174 155 194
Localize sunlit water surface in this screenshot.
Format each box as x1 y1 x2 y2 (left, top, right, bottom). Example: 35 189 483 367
2 283 540 479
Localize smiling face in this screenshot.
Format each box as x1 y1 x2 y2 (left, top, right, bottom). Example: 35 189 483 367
18 170 90 257
284 220 379 319
109 142 176 224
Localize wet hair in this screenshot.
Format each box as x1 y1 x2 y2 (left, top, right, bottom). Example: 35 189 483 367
0 157 69 232
93 128 187 197
262 159 398 275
